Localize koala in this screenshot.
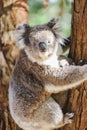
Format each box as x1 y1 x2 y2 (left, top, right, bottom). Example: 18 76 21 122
9 18 87 130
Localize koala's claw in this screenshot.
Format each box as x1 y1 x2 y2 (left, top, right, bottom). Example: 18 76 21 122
64 113 74 124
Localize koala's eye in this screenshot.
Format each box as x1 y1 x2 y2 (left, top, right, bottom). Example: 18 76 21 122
48 40 50 44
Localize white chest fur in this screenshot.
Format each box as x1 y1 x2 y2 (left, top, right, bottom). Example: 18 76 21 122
39 55 59 68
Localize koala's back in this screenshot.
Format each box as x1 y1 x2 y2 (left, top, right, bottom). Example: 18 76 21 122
9 51 50 125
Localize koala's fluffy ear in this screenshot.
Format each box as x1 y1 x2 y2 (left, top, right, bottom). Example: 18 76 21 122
47 18 60 30
47 18 65 44
14 23 30 49
46 18 61 38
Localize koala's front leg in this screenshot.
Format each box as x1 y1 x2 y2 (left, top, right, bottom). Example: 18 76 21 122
32 64 87 93
44 65 87 93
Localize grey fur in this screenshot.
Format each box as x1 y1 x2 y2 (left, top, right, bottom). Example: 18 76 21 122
9 19 87 130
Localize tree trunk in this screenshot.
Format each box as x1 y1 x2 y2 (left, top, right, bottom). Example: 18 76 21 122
0 0 28 130
59 0 87 130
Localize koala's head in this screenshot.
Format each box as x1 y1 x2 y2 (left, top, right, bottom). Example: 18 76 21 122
14 18 64 63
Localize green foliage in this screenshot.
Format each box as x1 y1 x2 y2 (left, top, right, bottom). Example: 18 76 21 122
28 0 73 36
28 0 43 13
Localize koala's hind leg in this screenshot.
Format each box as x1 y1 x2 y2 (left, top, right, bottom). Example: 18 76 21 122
56 112 74 129
32 97 73 130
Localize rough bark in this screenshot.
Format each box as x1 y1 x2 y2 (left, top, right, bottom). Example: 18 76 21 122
0 0 28 130
59 0 87 130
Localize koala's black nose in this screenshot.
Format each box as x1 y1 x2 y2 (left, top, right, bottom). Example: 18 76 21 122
39 42 47 51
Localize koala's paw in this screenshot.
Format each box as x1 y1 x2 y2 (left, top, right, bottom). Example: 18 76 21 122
59 59 69 67
64 113 74 124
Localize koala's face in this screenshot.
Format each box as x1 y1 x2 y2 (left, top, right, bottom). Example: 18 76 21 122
14 18 63 63
26 30 57 61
